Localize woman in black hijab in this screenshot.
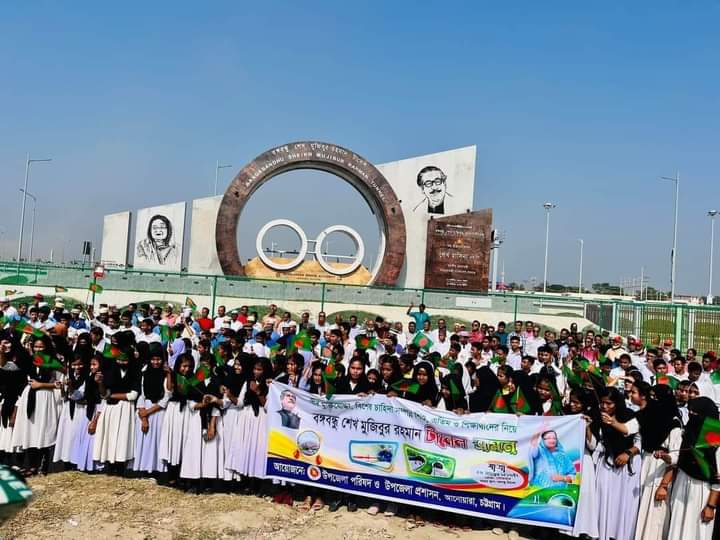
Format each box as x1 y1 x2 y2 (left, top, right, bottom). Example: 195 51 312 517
0 331 28 466
468 365 501 413
667 397 720 540
403 360 438 406
438 373 467 412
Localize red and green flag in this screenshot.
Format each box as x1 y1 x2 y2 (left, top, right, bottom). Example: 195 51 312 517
268 342 281 358
563 364 583 387
32 352 63 370
710 369 720 385
412 333 433 351
14 320 43 338
194 364 211 383
290 331 312 352
490 390 510 413
390 379 420 395
656 374 679 390
322 357 338 399
355 334 378 350
213 348 224 367
88 282 103 294
102 343 127 361
510 386 532 414
449 378 462 400
176 373 190 395
185 297 197 310
696 417 720 449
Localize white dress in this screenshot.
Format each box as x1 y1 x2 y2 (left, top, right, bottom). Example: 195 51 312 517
0 400 14 453
132 379 170 473
93 380 138 463
227 400 267 479
595 430 642 540
179 401 223 480
633 427 682 540
11 372 61 451
70 403 102 472
221 389 245 482
666 447 720 540
571 434 599 539
158 399 190 467
53 383 88 463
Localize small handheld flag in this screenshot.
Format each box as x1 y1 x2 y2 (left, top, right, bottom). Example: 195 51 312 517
710 369 720 385
290 331 312 352
355 334 378 350
510 386 532 414
390 379 420 395
13 320 43 338
102 343 128 361
490 390 510 413
322 357 338 399
185 297 197 310
32 352 63 370
695 417 720 449
656 375 679 390
194 364 211 383
412 333 433 351
159 325 178 343
4 289 18 296
88 283 103 294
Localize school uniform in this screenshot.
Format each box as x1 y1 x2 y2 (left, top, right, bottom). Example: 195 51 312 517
53 375 89 463
133 367 170 473
70 379 102 472
180 378 225 480
93 363 140 464
0 363 26 454
11 366 61 452
227 384 268 479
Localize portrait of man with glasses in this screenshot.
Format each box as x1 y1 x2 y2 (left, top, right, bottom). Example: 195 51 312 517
413 165 451 214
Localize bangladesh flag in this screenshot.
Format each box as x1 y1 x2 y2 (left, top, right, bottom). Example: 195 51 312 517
32 352 63 370
54 286 68 293
412 333 433 351
448 378 463 400
696 417 720 449
14 320 43 338
710 369 720 385
4 289 17 296
159 325 178 343
290 332 312 352
490 355 502 365
490 390 510 413
322 357 338 399
185 297 197 310
355 334 378 350
563 364 583 387
656 375 679 390
102 343 127 361
268 342 281 358
511 386 532 414
194 364 211 383
390 379 420 395
176 373 190 395
213 348 224 367
88 282 103 294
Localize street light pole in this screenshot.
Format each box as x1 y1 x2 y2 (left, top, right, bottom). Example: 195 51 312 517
578 238 584 294
709 210 718 304
17 154 51 262
214 160 233 196
660 172 680 302
19 189 37 262
542 202 556 293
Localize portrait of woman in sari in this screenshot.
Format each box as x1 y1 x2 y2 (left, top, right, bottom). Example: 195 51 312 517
529 430 576 488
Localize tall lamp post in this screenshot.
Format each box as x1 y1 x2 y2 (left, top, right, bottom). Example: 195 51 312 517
709 210 718 304
542 202 556 293
578 238 584 294
214 160 233 196
17 154 51 262
19 189 37 262
660 172 680 302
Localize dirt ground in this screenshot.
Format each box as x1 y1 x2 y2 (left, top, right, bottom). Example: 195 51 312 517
0 472 537 539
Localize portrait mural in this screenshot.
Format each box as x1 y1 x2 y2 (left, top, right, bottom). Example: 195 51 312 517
413 165 451 214
133 202 186 271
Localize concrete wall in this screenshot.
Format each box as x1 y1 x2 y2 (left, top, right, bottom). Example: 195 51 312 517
100 211 131 267
376 146 477 289
187 195 223 275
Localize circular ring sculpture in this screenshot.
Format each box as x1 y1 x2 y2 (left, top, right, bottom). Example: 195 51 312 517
255 219 309 271
314 224 365 276
216 141 406 286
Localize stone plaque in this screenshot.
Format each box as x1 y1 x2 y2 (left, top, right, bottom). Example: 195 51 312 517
424 210 492 291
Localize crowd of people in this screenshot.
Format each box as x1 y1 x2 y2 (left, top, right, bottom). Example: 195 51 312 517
0 293 719 540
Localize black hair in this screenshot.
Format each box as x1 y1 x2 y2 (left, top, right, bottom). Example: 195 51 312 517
146 214 172 243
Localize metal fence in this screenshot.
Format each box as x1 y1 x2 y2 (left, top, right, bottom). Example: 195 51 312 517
1 261 719 351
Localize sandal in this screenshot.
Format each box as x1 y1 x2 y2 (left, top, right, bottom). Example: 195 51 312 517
311 498 324 512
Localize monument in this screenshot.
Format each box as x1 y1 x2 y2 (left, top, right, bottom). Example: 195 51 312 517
100 141 493 291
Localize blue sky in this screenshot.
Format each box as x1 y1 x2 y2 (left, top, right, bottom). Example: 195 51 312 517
0 2 718 295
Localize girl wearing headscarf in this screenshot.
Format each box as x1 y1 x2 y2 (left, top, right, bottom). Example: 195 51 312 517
629 382 682 540
133 342 171 476
53 351 89 466
227 357 272 484
405 360 438 407
595 386 642 540
167 337 186 370
219 355 246 487
93 340 140 472
158 352 194 486
11 335 62 477
469 365 501 413
335 358 371 396
70 354 103 472
666 397 720 540
437 373 467 413
377 356 402 394
180 353 225 491
0 333 28 465
564 388 599 539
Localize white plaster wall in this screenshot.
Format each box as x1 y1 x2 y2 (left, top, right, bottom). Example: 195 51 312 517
187 196 223 275
100 211 131 267
375 146 477 289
